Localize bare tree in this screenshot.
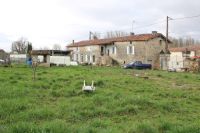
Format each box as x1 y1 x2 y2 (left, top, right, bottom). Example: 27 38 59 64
53 44 61 50
39 46 50 50
170 36 199 48
11 37 31 54
104 31 128 39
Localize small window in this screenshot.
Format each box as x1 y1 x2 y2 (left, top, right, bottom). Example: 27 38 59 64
159 40 162 46
93 55 95 63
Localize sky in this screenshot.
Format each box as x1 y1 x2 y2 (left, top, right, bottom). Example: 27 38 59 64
0 0 200 52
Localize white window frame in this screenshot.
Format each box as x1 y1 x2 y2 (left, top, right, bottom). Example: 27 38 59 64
112 46 117 54
80 54 84 63
127 45 135 55
85 55 88 62
88 55 91 63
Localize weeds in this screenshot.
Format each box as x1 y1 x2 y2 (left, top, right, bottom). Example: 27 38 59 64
0 66 200 132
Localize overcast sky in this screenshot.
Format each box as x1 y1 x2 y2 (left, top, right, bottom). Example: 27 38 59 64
0 0 200 52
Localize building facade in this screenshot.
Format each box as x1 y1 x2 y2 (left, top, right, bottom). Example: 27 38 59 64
0 49 8 61
169 46 200 71
67 32 171 69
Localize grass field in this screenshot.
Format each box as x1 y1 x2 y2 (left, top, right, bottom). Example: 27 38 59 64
0 66 200 133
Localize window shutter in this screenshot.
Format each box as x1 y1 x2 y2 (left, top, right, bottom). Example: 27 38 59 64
85 55 88 62
132 46 135 55
127 46 129 54
90 55 92 63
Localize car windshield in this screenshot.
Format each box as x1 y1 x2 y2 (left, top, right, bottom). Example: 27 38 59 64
128 62 135 65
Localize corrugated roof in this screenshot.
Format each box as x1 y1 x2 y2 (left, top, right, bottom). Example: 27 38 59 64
67 33 170 47
169 45 200 52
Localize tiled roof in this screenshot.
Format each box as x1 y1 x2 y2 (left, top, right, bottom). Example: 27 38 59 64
169 45 200 52
67 33 170 47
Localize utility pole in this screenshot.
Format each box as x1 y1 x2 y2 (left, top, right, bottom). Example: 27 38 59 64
166 16 169 51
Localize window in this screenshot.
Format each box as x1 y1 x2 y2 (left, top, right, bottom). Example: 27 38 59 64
73 54 76 61
112 46 116 54
81 54 84 62
76 47 79 52
159 40 162 46
88 55 91 62
76 54 78 61
127 46 134 55
101 46 104 56
93 55 95 63
85 55 88 62
107 49 110 56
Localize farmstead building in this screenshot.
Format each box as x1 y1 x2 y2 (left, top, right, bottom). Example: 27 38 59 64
67 32 171 69
168 45 200 71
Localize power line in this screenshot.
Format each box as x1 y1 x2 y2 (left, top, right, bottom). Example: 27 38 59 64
170 14 200 20
93 19 166 36
133 20 165 30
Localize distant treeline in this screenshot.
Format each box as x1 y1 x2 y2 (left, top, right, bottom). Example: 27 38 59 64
169 37 200 48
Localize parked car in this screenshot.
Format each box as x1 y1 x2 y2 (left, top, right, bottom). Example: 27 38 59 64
123 61 152 69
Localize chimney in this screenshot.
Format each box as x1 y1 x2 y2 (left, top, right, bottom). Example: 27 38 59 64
130 32 135 36
152 31 158 34
93 35 98 40
89 31 92 40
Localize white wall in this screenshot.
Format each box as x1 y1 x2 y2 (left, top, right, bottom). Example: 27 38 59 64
169 51 195 70
169 52 183 70
10 54 26 58
50 56 71 66
10 54 27 63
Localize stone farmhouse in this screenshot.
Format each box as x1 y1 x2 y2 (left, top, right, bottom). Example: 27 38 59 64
67 32 171 69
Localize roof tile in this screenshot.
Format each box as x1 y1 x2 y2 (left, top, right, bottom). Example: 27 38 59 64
67 33 168 47
169 45 200 52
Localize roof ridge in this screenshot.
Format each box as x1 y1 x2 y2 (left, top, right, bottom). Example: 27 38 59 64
67 33 165 47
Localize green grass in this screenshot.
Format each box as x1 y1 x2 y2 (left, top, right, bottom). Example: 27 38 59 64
0 66 200 133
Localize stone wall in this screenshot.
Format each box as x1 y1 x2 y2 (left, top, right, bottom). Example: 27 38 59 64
111 37 166 68
68 37 166 68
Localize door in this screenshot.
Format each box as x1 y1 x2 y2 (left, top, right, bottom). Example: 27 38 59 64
107 49 110 56
101 46 104 56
